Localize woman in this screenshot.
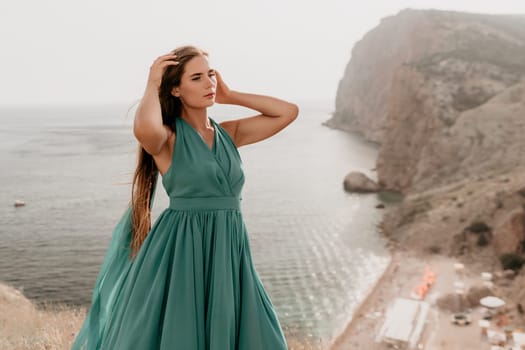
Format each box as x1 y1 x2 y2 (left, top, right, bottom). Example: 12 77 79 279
72 45 298 349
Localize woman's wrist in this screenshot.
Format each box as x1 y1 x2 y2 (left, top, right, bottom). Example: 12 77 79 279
145 81 160 94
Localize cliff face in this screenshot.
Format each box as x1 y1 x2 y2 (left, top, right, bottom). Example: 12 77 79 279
330 9 448 142
329 9 525 193
380 80 525 192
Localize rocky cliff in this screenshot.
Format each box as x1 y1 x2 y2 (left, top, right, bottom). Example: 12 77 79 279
328 9 525 193
330 9 525 322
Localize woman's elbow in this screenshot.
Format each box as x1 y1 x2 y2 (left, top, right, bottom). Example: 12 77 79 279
286 103 299 122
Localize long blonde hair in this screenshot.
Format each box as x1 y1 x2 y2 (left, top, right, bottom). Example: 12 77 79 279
129 45 208 259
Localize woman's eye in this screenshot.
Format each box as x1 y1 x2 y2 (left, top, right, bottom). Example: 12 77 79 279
191 73 214 81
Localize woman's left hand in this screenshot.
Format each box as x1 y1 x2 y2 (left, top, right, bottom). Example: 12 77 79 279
214 70 233 104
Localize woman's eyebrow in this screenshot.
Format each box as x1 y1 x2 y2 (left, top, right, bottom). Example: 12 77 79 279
190 69 215 77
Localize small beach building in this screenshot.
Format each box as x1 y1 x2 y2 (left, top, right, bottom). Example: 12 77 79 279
375 297 430 349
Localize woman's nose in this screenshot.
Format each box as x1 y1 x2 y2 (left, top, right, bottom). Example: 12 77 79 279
206 75 216 87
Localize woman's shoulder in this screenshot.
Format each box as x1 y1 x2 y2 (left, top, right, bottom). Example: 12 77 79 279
217 119 236 144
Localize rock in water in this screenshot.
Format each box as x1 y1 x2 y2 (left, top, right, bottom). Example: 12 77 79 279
14 200 25 207
343 171 380 193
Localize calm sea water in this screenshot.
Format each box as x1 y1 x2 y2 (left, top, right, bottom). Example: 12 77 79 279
0 101 389 345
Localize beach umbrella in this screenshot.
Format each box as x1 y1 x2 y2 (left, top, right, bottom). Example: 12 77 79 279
479 296 505 309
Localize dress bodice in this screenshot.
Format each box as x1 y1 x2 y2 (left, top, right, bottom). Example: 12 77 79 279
161 117 245 204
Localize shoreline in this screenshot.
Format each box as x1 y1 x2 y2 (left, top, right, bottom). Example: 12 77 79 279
327 248 523 350
328 249 398 349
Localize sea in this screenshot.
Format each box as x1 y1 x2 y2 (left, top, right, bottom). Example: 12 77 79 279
0 100 390 346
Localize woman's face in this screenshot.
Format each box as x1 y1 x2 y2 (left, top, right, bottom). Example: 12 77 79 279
172 55 216 108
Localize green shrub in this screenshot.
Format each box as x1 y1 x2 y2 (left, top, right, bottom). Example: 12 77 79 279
467 221 491 233
499 253 525 272
477 233 490 247
426 245 442 254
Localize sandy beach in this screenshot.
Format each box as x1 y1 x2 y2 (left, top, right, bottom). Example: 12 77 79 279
328 247 524 350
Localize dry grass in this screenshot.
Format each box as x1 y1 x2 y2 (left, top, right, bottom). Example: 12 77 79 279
1 282 323 349
286 338 325 350
0 283 87 350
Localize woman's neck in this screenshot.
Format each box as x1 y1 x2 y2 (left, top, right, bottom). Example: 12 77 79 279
180 107 210 130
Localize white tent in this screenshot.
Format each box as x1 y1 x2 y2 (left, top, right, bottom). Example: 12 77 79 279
480 296 505 309
375 297 430 349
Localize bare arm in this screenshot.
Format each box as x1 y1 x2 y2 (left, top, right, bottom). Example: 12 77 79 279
133 83 169 156
133 53 179 155
215 71 299 147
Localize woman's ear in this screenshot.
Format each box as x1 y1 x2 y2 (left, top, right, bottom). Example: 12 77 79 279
171 87 180 97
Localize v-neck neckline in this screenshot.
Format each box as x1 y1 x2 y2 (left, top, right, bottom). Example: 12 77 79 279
179 116 217 153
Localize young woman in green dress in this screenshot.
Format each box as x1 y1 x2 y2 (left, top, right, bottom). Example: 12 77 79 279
72 45 298 350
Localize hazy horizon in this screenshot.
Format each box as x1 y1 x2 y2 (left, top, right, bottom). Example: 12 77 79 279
2 1 525 107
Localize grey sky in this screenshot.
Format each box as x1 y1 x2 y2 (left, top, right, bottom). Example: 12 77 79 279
2 0 525 106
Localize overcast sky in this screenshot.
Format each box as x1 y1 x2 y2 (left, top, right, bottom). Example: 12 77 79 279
1 1 525 107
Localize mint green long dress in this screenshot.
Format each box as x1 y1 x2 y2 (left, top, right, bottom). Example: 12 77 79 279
71 116 288 350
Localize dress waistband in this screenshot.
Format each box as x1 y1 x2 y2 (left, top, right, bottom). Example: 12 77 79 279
168 196 241 210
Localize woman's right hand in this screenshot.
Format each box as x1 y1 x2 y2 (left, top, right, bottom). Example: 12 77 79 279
147 52 179 89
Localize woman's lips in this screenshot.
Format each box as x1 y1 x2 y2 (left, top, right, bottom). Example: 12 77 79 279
205 93 215 98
